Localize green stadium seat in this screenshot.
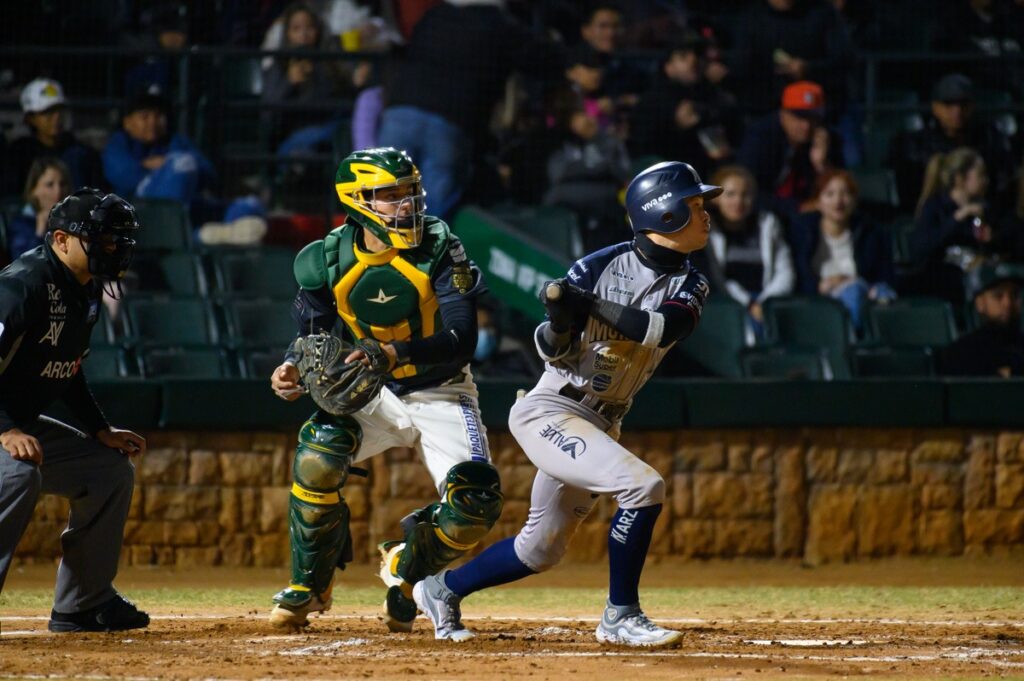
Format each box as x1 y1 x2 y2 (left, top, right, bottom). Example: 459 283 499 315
123 298 218 346
83 346 128 379
490 204 585 260
90 304 117 347
762 296 853 378
740 347 833 380
852 346 935 377
133 199 191 252
213 249 298 299
850 168 899 208
126 253 207 296
223 299 296 348
866 298 957 348
674 298 749 378
139 347 228 378
242 347 286 379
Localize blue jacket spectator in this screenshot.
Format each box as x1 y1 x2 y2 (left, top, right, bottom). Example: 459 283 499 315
790 169 895 331
102 87 214 205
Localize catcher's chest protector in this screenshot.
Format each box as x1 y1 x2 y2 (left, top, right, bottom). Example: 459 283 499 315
316 221 448 379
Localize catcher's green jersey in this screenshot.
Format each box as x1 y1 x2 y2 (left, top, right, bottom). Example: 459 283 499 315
293 217 482 388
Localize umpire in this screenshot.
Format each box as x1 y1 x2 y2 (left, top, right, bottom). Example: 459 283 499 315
0 188 149 632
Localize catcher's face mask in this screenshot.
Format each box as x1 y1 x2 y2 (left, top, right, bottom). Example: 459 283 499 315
358 180 426 249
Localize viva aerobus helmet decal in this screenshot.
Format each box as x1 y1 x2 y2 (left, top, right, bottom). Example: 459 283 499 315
48 188 140 298
335 147 426 249
624 161 723 235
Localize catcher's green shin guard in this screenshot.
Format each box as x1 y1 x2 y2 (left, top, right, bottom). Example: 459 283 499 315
397 461 504 582
271 414 361 627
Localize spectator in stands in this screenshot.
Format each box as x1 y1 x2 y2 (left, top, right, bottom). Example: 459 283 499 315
702 166 794 331
941 262 1024 376
728 0 852 116
790 169 896 331
261 3 354 157
543 88 632 252
123 3 189 96
564 45 615 132
935 0 1022 56
470 298 542 378
911 148 997 294
102 86 215 207
887 73 1015 214
6 158 71 259
629 31 738 179
376 0 563 219
7 79 105 196
738 81 843 220
575 2 646 104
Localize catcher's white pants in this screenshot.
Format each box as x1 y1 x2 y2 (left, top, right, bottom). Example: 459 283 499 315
353 369 490 494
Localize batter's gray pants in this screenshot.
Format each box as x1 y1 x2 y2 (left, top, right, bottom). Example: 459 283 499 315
0 417 135 613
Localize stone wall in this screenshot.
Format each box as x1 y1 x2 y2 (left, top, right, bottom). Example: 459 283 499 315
14 428 1024 567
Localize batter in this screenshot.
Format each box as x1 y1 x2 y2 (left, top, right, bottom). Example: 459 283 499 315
412 161 720 647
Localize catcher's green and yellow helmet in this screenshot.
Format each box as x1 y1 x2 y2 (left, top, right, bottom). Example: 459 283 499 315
335 147 426 249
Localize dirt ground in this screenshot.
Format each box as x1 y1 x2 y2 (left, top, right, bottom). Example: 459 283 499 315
2 558 1023 680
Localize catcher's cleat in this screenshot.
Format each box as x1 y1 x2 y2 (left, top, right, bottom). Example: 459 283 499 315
382 584 418 633
377 541 405 589
48 593 150 633
413 571 474 642
269 585 333 629
595 601 683 648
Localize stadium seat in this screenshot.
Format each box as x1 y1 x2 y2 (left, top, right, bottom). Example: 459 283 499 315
123 298 218 346
213 248 298 299
90 304 117 347
741 347 833 380
222 299 296 348
139 347 228 378
850 168 899 208
674 297 749 378
242 347 286 379
866 298 957 348
490 204 585 260
83 346 128 379
133 199 191 252
126 253 207 297
852 346 935 377
762 296 853 378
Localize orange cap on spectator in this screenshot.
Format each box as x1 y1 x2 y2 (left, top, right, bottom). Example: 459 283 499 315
781 81 825 113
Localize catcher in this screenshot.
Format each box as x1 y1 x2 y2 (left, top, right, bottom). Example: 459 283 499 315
268 147 503 632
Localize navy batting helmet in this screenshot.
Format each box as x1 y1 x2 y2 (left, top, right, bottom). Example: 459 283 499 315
625 161 722 235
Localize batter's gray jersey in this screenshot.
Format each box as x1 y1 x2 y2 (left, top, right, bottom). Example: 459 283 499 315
534 241 702 409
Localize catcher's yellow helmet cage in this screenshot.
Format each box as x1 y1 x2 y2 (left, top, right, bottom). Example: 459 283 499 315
335 147 426 249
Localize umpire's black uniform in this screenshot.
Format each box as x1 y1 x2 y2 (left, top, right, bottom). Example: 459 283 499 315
0 189 148 632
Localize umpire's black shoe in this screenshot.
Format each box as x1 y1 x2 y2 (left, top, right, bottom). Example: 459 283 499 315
48 594 150 632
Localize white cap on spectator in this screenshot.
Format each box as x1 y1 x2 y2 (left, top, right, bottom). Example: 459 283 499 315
20 78 66 114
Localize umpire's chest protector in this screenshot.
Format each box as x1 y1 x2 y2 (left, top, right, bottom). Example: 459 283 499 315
293 220 449 379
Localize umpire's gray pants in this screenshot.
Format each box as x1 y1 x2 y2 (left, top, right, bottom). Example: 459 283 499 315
0 417 135 613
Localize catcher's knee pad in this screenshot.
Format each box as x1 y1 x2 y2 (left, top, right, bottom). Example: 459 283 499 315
286 413 361 596
395 461 504 584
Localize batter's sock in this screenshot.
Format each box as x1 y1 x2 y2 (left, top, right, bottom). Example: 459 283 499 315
607 503 662 606
443 537 535 598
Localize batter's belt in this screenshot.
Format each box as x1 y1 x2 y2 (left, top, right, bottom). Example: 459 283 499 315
558 384 629 422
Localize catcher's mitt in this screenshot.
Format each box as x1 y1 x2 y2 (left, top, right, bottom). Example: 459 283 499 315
291 334 389 416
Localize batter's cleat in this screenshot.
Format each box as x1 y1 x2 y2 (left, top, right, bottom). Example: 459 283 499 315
48 593 150 633
413 571 474 642
269 585 332 629
595 601 683 648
